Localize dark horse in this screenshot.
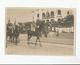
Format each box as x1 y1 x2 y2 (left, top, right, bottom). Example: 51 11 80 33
6 24 20 47
27 23 42 47
6 24 13 48
12 24 20 45
6 24 13 42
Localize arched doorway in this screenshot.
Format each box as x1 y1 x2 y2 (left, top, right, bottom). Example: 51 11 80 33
51 11 54 18
42 12 45 19
58 9 61 15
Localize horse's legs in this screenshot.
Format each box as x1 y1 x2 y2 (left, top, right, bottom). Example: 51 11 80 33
15 35 19 45
27 35 30 45
27 35 32 45
35 36 42 47
38 37 42 47
9 36 11 42
12 35 15 43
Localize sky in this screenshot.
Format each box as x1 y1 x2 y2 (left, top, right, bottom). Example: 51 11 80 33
6 7 35 23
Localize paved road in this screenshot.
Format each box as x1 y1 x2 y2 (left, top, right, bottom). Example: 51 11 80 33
6 33 74 56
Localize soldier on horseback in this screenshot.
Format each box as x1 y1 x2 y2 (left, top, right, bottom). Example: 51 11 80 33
12 20 20 45
27 20 42 47
6 19 13 42
35 24 41 46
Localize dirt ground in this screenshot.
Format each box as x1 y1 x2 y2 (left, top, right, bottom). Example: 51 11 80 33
5 32 75 56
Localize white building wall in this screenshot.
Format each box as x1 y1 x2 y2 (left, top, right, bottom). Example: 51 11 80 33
33 8 74 22
32 8 75 32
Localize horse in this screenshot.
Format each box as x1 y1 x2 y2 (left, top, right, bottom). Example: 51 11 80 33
27 22 42 47
6 24 13 42
6 24 13 48
12 24 20 45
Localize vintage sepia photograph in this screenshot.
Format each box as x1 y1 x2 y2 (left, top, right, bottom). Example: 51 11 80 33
5 7 75 55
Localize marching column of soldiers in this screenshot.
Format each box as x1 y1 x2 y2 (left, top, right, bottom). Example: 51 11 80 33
6 9 74 46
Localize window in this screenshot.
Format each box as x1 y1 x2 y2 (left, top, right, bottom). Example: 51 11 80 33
46 12 50 18
42 13 45 19
67 11 70 15
58 10 61 15
51 11 54 17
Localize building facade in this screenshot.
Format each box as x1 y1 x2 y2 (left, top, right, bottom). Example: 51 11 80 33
32 8 75 33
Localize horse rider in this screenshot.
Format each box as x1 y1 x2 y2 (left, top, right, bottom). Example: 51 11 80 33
12 21 20 45
35 23 42 47
7 19 13 41
7 19 12 31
